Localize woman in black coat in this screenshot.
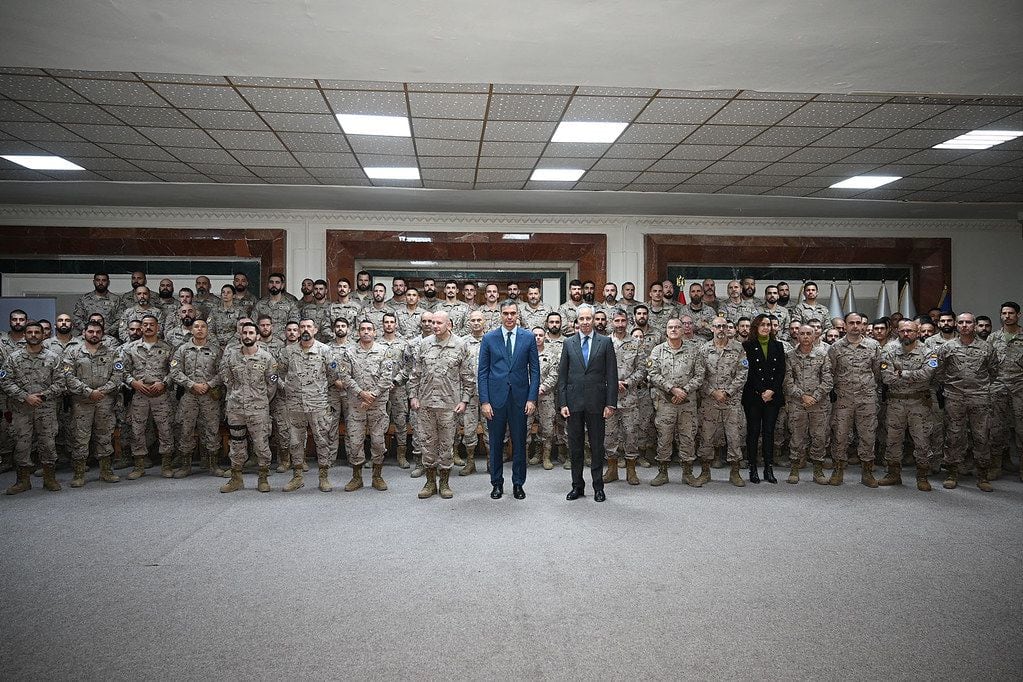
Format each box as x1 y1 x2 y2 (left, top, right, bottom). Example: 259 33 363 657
742 314 786 483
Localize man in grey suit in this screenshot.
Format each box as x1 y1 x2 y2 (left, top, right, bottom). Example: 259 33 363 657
558 305 618 502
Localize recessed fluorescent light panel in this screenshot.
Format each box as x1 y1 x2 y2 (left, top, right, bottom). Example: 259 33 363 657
829 175 901 190
530 168 585 182
933 130 1023 150
364 167 420 180
1 155 85 170
336 114 411 137
551 121 629 143
502 233 531 240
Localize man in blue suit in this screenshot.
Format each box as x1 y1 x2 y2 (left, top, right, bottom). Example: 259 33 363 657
479 299 541 499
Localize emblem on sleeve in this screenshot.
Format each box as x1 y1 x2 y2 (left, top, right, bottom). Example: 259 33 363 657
0 370 6 378
114 362 124 370
927 359 938 368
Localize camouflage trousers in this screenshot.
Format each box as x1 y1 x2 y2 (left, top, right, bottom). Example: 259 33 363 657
696 399 743 462
943 397 991 466
830 396 877 463
288 407 335 468
346 401 388 466
991 387 1023 461
388 385 409 442
69 396 116 461
10 402 58 467
128 391 175 459
327 390 346 462
635 390 656 450
177 391 221 456
605 404 640 460
652 394 697 462
460 396 489 448
788 402 830 463
532 396 557 443
418 405 457 470
884 396 933 466
227 408 273 468
269 394 290 454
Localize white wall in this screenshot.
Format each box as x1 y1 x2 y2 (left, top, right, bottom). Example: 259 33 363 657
0 206 1018 318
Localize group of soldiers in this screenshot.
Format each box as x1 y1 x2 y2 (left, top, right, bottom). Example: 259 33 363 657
0 269 1019 498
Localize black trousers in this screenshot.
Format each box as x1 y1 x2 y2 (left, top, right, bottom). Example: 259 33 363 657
743 400 781 468
567 408 606 492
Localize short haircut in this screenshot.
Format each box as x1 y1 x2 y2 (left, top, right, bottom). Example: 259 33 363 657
382 313 397 323
500 299 519 311
221 284 237 294
804 280 818 289
1001 301 1020 313
269 272 285 281
314 279 328 288
256 314 273 324
85 321 104 331
10 308 27 318
569 279 583 288
337 277 351 286
141 314 159 324
24 321 44 332
634 304 649 314
94 272 109 279
976 315 992 324
240 321 258 331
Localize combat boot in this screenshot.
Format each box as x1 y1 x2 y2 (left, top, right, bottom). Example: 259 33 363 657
626 458 640 485
527 441 539 466
397 442 410 469
418 468 437 498
219 466 244 493
126 456 146 480
942 464 958 489
786 462 800 484
603 457 619 483
860 461 878 488
541 443 553 470
209 448 229 478
459 449 476 476
344 465 364 492
682 461 700 487
696 460 712 485
173 452 193 479
728 461 745 487
275 449 291 474
915 464 932 492
438 468 453 499
638 448 653 468
160 453 174 479
41 464 61 492
410 454 425 479
650 462 669 486
453 442 466 467
828 462 845 486
371 463 387 491
283 465 305 492
712 448 724 469
6 465 32 495
257 466 271 493
70 459 87 488
976 466 993 493
98 456 120 483
877 462 902 486
318 466 333 492
812 461 828 485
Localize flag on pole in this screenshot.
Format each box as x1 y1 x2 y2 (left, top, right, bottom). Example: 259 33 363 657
842 283 857 317
828 281 844 319
899 280 916 319
937 285 952 313
795 280 806 305
875 280 892 319
676 276 687 305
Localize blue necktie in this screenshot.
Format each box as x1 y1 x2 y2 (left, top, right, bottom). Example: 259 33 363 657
506 331 513 358
582 335 590 366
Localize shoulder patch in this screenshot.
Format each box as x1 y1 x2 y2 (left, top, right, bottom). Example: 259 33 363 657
741 358 749 367
0 370 6 378
114 361 124 370
330 361 338 369
927 358 938 368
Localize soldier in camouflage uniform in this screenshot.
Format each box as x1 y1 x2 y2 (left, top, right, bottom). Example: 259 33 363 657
301 279 335 343
827 312 881 486
340 320 395 492
1 322 65 494
791 281 832 330
231 272 257 315
459 310 489 475
784 325 834 485
990 302 1022 479
438 280 469 337
519 285 552 331
410 311 473 499
256 317 290 473
630 327 657 467
73 272 119 334
937 313 999 492
169 319 223 478
218 322 278 493
695 318 748 486
477 284 504 332
117 286 160 343
209 285 250 348
62 320 123 487
121 314 176 479
361 283 391 333
192 276 221 321
678 283 717 341
163 304 197 350
877 320 939 491
395 287 427 340
558 280 585 334
602 310 647 485
646 318 705 486
377 313 412 466
253 272 300 341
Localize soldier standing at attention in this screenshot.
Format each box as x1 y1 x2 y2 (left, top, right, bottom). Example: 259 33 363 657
696 317 748 486
409 311 473 499
783 324 834 485
73 272 119 334
340 320 395 493
602 310 648 485
827 312 881 486
63 320 123 487
218 322 279 493
170 319 223 478
459 310 489 475
121 314 176 479
1 322 65 494
253 272 300 341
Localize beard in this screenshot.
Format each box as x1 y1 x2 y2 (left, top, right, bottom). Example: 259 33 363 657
159 290 173 299
777 295 790 306
268 286 282 296
242 337 256 347
56 325 72 335
424 290 436 299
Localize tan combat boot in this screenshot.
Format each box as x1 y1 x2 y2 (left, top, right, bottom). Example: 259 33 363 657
603 457 619 483
541 443 553 471
786 462 799 484
344 465 364 492
696 460 712 485
371 463 387 491
682 461 699 487
275 449 291 474
173 452 193 479
650 462 669 487
812 461 828 485
452 442 466 467
160 453 174 479
626 458 640 485
283 464 305 492
976 466 993 493
942 464 958 490
318 466 333 493
438 468 453 499
70 460 87 488
410 454 425 479
219 466 244 493
418 468 437 498
397 442 410 469
638 448 653 468
6 466 32 495
527 440 540 466
915 464 932 492
99 456 120 483
877 462 902 486
41 464 61 492
860 461 878 488
562 449 572 469
257 466 271 493
828 462 845 486
126 456 146 480
459 449 476 476
729 461 746 487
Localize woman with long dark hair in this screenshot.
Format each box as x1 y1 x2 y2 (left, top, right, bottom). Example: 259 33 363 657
741 314 786 483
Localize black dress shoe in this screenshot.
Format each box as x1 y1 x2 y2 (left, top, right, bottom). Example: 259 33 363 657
490 484 503 499
763 466 777 484
748 466 760 484
594 489 606 502
512 485 525 500
566 488 583 500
